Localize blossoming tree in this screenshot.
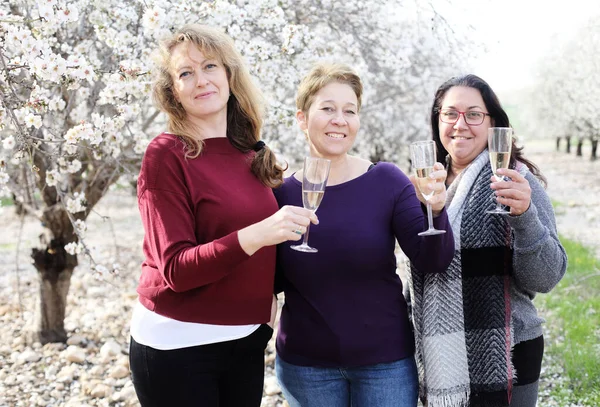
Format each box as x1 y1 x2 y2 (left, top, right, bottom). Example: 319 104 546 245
0 0 471 343
522 15 600 160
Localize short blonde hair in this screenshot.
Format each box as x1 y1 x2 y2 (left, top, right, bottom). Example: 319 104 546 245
152 24 284 187
296 63 363 113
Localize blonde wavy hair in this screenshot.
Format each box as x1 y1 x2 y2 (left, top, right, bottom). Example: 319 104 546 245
152 24 284 187
296 63 363 114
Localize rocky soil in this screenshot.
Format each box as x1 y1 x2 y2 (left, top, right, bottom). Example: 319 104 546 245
0 140 597 407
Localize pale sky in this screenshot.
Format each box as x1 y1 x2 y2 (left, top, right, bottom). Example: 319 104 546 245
443 0 600 94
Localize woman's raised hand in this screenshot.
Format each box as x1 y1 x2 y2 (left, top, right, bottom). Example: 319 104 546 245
409 162 448 215
238 205 319 256
490 168 532 216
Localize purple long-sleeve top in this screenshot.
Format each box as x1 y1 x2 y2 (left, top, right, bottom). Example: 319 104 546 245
274 162 455 367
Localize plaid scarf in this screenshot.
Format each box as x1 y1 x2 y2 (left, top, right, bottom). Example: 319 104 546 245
408 151 515 407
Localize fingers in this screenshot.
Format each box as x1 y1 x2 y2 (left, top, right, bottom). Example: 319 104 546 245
496 168 524 182
411 162 448 213
276 206 318 242
424 162 447 198
429 162 447 181
290 224 306 235
280 205 319 226
490 169 530 193
490 169 531 216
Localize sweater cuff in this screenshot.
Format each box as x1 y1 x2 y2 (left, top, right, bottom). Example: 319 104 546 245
507 203 546 249
212 231 251 266
432 206 449 226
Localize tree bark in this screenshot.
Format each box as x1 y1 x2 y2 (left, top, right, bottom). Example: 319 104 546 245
27 207 78 344
591 137 598 161
576 138 583 157
566 136 572 153
556 136 561 151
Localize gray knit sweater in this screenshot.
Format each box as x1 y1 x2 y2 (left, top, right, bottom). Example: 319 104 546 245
506 172 567 344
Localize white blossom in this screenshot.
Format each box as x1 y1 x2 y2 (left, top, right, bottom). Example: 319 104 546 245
64 242 84 255
65 192 86 214
67 159 82 173
45 169 61 187
56 5 79 24
24 114 43 128
74 219 87 237
2 136 16 150
63 128 80 144
92 264 109 275
142 6 165 32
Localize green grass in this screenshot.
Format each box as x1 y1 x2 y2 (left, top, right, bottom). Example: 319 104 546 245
0 196 13 206
536 236 600 405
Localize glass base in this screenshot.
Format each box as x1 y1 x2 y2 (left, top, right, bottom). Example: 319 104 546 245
486 208 510 215
418 229 446 237
290 244 318 253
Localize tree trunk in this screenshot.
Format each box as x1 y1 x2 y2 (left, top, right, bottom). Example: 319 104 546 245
27 208 78 344
556 136 561 151
29 261 74 344
566 136 572 153
591 137 598 161
576 138 583 157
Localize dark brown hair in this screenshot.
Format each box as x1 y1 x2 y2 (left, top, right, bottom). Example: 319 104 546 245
430 74 546 186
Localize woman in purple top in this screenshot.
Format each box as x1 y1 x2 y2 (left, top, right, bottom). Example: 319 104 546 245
273 63 455 407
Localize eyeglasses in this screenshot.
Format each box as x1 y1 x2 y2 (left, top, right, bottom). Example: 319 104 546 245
439 109 490 126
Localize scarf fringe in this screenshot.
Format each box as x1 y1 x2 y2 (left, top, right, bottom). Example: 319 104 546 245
427 391 470 407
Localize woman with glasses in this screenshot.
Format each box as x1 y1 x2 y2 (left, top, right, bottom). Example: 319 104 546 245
407 74 567 407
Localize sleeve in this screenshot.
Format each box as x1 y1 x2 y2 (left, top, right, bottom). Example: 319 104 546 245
387 164 455 273
137 147 250 293
272 183 288 296
507 173 567 293
273 256 286 295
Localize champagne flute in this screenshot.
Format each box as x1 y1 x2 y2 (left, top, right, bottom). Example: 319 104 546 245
410 140 446 236
486 127 513 215
290 156 331 253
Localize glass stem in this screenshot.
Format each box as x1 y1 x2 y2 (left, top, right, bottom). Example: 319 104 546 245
495 175 504 211
426 202 435 230
302 223 311 246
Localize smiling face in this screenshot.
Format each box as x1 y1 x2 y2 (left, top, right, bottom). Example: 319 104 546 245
438 86 492 170
169 43 230 124
297 81 360 160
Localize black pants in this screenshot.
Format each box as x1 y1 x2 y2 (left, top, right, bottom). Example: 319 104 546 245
129 324 273 407
469 335 545 407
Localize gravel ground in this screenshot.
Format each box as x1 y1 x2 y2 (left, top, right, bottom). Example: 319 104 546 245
0 140 597 407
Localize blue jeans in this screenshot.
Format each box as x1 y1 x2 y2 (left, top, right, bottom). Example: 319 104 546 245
276 355 418 407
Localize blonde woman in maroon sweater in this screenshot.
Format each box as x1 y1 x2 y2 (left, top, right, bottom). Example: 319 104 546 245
129 24 316 407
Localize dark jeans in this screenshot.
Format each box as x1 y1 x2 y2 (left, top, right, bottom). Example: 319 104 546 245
129 324 273 407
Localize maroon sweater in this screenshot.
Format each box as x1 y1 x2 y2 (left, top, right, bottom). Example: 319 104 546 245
136 133 278 324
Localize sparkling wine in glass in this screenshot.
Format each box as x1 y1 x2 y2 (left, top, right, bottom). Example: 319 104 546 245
410 140 446 236
486 127 513 215
291 157 331 253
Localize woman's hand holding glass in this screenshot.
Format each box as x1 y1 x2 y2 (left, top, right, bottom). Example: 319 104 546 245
238 205 318 256
410 140 447 236
410 162 448 215
490 168 532 216
291 157 331 253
